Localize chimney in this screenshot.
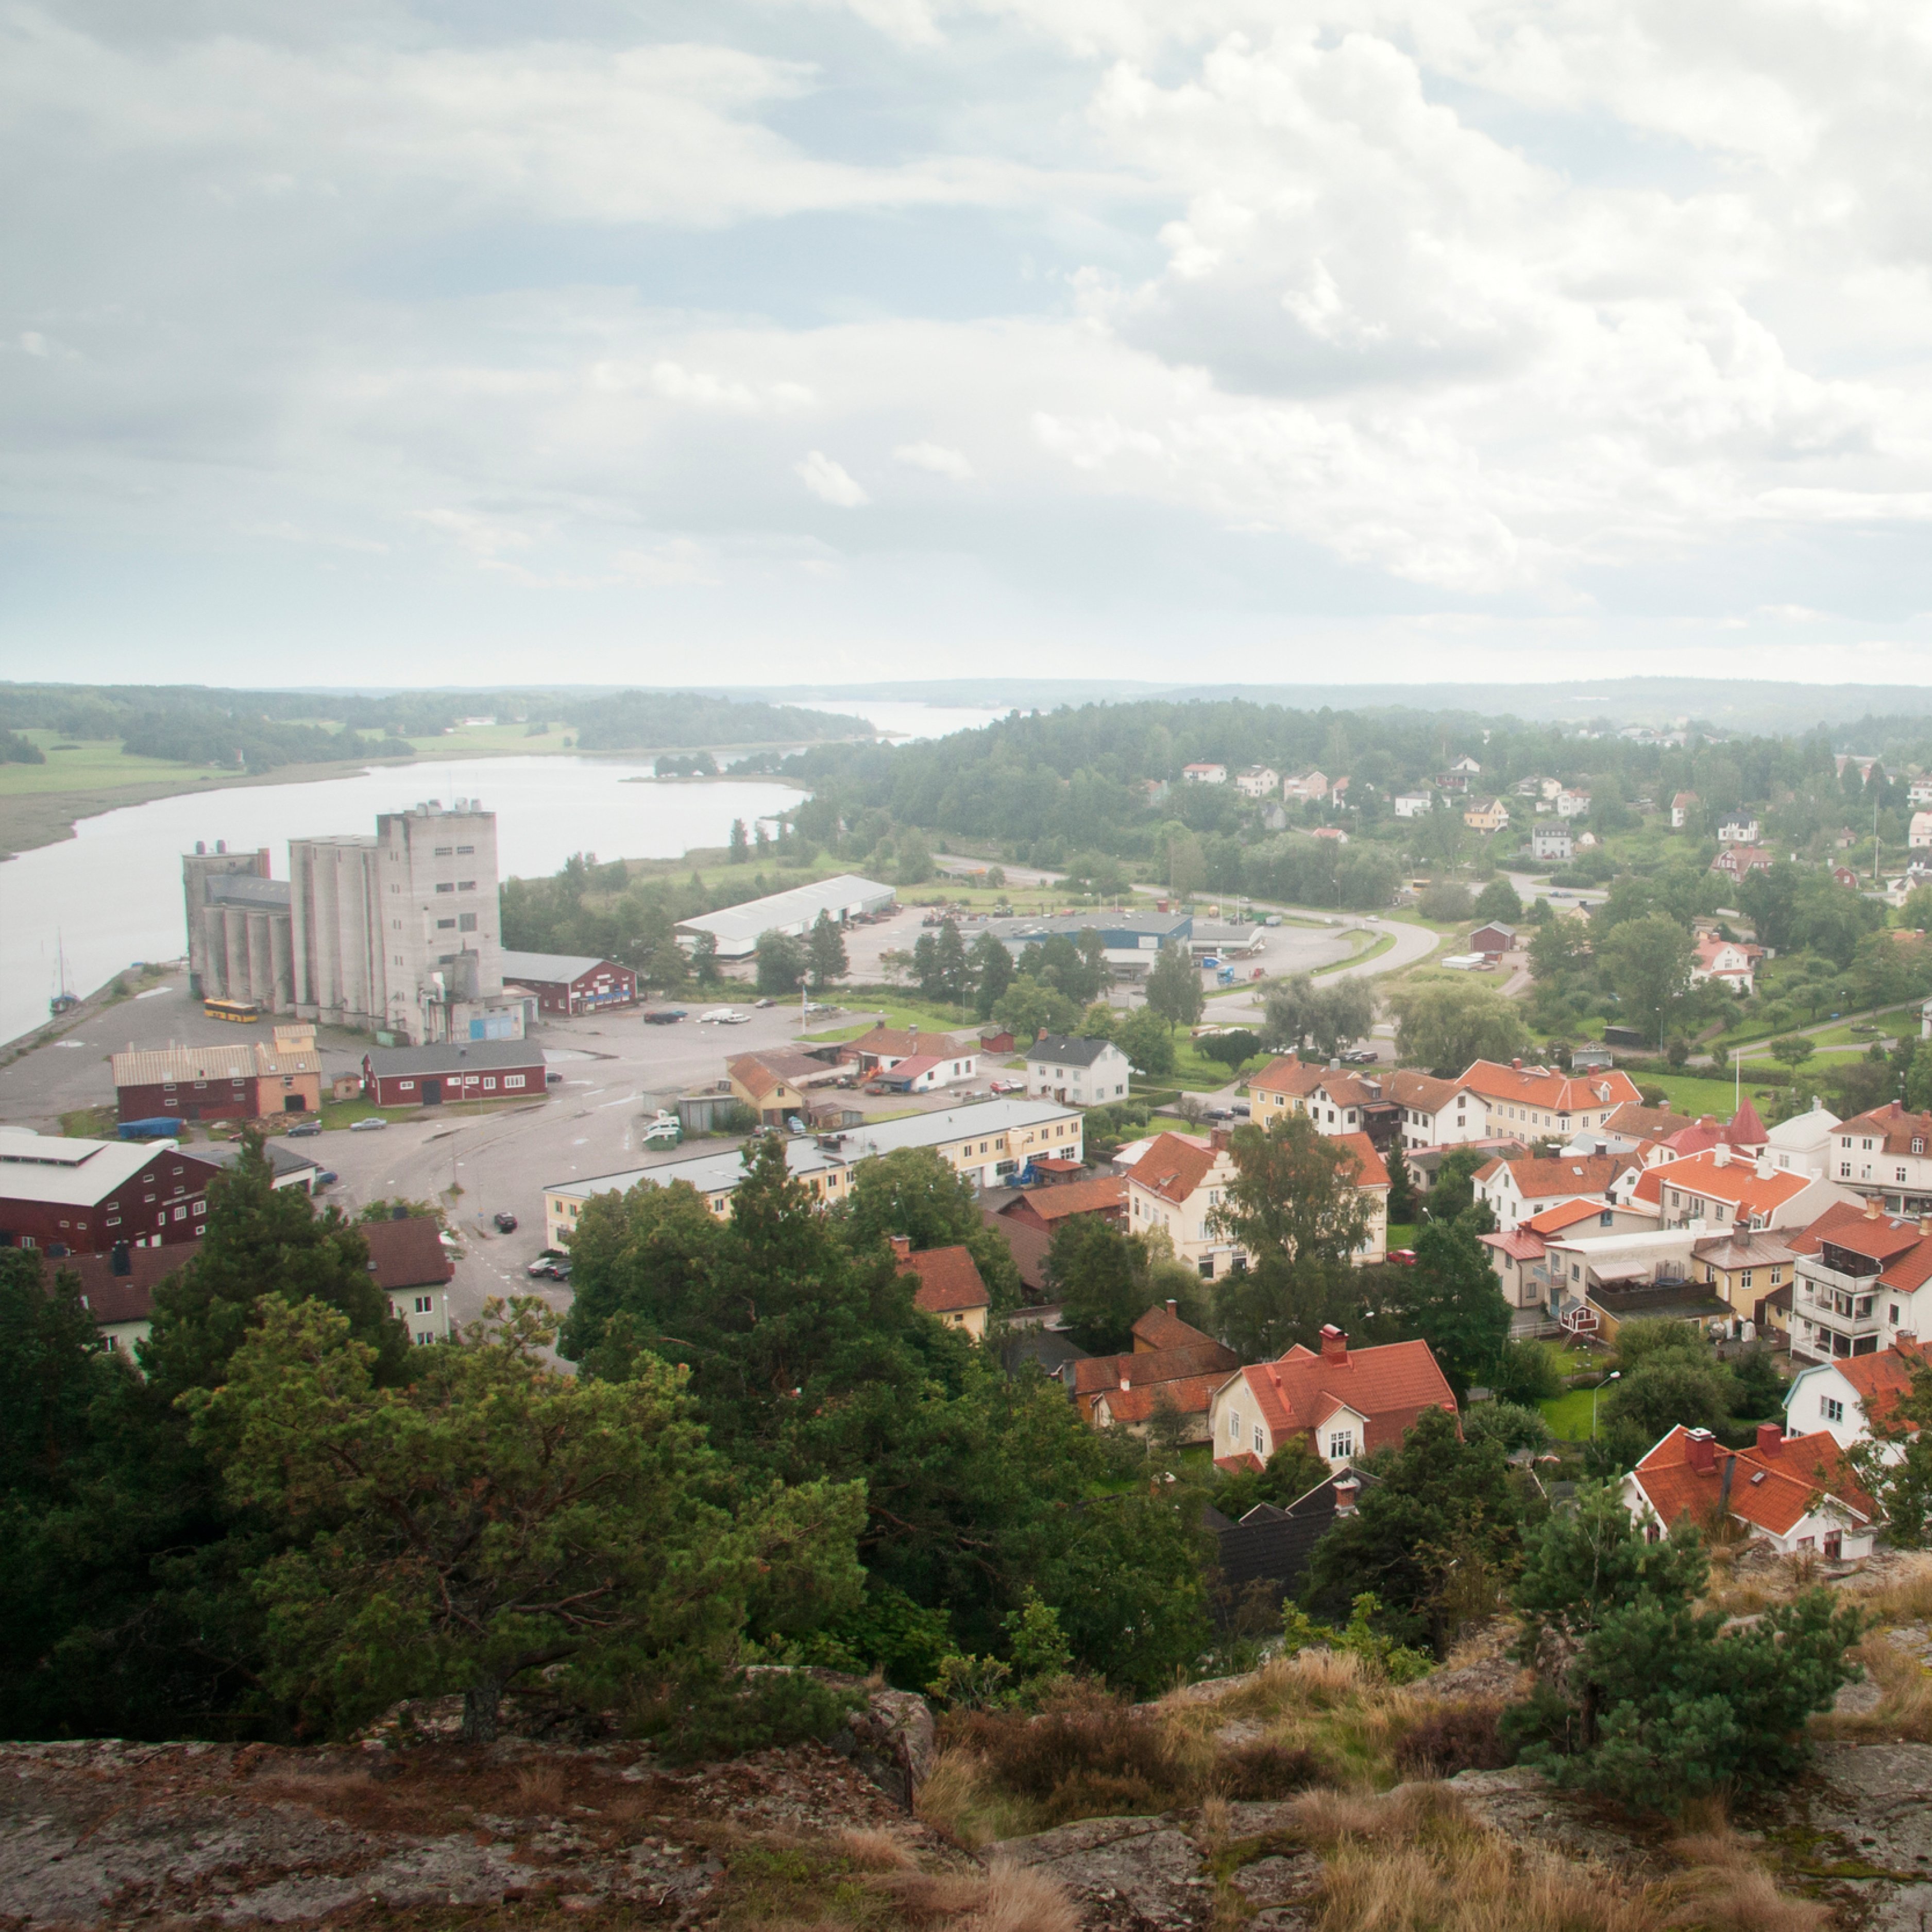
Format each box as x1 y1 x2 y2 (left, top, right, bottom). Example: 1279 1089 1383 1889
1512 1058 1523 1071
1713 1145 1731 1168
1685 1427 1717 1475
1756 1153 1774 1180
1756 1421 1784 1455
1867 1195 1884 1220
889 1234 911 1259
1211 1126 1231 1152
1920 1216 1932 1239
1119 1373 1131 1393
1166 1298 1178 1317
109 1241 130 1277
1332 1475 1360 1515
1320 1324 1348 1363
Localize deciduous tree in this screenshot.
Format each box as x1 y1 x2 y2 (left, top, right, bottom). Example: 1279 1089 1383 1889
1145 940 1205 1032
1388 980 1530 1074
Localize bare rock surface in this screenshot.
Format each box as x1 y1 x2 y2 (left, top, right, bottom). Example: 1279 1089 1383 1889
992 1815 1213 1930
1443 1766 1658 1874
1754 1740 1932 1932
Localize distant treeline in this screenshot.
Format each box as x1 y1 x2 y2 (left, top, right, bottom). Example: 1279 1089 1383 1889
0 683 871 777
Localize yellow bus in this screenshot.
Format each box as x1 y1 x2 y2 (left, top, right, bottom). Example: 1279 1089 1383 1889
202 997 262 1024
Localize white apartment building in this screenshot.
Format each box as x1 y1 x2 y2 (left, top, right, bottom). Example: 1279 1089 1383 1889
1025 1035 1133 1106
1832 1103 1932 1213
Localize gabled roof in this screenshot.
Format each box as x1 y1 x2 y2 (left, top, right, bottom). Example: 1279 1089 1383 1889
1837 1101 1932 1156
498 949 624 984
1132 1302 1217 1351
1475 1152 1638 1199
361 1214 455 1291
1026 1035 1118 1069
0 1129 215 1208
1094 1371 1234 1424
1633 1426 1874 1538
110 1042 257 1087
1226 1335 1456 1457
1459 1060 1643 1114
1384 1070 1474 1113
1522 1196 1616 1236
850 1024 970 1061
1002 1174 1127 1222
1785 1200 1932 1292
39 1246 183 1326
1818 1340 1932 1426
364 1040 543 1076
1599 1101 1694 1144
728 1049 840 1099
876 1055 942 1082
1073 1339 1239 1397
898 1244 991 1314
1480 1228 1548 1262
980 1206 1050 1294
1248 1057 1384 1109
1330 1131 1389 1190
1631 1150 1814 1219
1126 1131 1223 1206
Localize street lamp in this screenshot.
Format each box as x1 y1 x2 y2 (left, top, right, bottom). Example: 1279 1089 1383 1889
1592 1370 1620 1440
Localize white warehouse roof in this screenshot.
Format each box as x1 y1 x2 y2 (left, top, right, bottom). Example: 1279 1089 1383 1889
674 874 895 958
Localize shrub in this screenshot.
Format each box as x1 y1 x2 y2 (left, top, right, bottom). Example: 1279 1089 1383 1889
629 1667 867 1765
946 1692 1184 1821
1215 1740 1323 1799
1394 1701 1511 1778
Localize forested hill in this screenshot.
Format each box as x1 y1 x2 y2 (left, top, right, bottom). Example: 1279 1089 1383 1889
566 690 869 750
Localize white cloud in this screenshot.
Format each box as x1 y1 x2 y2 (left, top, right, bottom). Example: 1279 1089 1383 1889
617 538 721 585
794 450 872 505
893 439 976 479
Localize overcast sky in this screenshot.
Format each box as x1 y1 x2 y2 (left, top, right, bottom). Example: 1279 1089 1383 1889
6 0 1932 691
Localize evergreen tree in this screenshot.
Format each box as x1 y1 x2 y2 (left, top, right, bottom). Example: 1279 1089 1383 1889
807 910 849 990
754 928 807 996
690 930 723 986
934 919 972 1005
728 818 750 863
1384 1145 1417 1226
970 928 1015 1019
1392 1216 1511 1400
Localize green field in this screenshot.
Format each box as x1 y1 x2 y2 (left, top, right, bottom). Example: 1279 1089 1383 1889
1541 1386 1602 1442
0 732 236 798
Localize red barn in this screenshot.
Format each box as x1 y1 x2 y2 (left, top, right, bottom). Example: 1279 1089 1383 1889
0 1128 223 1257
499 951 637 1016
362 1040 548 1107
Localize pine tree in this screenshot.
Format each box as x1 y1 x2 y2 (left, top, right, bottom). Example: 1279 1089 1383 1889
807 910 849 990
970 929 1015 1020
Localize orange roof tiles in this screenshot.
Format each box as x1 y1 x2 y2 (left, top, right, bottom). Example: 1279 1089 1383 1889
1330 1131 1389 1190
1095 1371 1234 1425
1837 1101 1932 1156
1384 1070 1473 1113
1230 1334 1456 1457
1633 1426 1873 1539
1132 1303 1218 1351
1630 1149 1812 1218
897 1245 990 1314
1000 1174 1127 1222
1248 1057 1384 1108
1127 1131 1224 1206
1522 1196 1615 1236
1828 1341 1932 1427
1475 1152 1637 1199
1600 1101 1695 1144
1459 1059 1643 1114
1786 1200 1932 1292
1073 1338 1240 1399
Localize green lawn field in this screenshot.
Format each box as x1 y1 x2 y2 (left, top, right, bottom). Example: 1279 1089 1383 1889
1541 1386 1603 1442
0 732 235 798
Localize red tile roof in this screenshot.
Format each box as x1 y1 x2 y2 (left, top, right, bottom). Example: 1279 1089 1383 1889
1073 1338 1240 1400
1630 1149 1813 1219
1785 1200 1932 1292
1480 1229 1547 1263
1330 1131 1389 1190
1384 1070 1473 1113
1475 1152 1637 1199
1132 1303 1218 1351
1459 1060 1643 1114
1229 1334 1456 1457
361 1214 456 1291
848 1025 969 1063
898 1244 990 1314
1249 1057 1377 1106
39 1246 182 1327
1095 1371 1235 1425
1633 1426 1874 1539
1828 1341 1932 1427
1837 1101 1932 1157
1600 1101 1696 1145
1126 1131 1224 1206
1522 1196 1615 1236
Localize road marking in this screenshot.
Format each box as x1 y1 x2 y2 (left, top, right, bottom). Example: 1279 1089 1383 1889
571 1138 588 1146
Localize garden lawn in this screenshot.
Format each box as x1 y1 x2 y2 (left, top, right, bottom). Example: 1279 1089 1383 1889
1635 1071 1781 1116
1541 1386 1602 1443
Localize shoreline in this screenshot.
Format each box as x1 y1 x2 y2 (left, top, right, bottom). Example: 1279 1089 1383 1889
0 735 861 863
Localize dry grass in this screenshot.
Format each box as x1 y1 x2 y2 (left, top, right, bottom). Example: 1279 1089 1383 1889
511 1765 565 1812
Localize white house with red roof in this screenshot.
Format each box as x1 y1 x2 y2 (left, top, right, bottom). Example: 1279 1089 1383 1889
1247 1057 1395 1141
1831 1102 1932 1214
1458 1059 1643 1142
1182 761 1228 785
1207 1327 1457 1474
1688 933 1766 996
1474 1150 1645 1230
1784 1338 1930 1456
1785 1198 1932 1365
1622 1423 1877 1561
1384 1069 1489 1153
1631 1145 1854 1237
1125 1129 1244 1279
1478 1196 1657 1316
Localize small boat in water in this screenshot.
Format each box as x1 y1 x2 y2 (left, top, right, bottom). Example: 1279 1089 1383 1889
49 935 78 1016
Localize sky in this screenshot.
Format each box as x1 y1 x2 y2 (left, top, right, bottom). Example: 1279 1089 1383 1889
6 0 1932 691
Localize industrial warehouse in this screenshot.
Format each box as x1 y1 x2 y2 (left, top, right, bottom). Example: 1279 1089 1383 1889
673 873 895 959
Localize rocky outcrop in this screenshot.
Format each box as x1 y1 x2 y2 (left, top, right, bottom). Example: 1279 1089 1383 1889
992 1815 1215 1931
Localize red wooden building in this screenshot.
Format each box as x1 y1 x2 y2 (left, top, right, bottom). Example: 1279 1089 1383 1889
499 950 637 1016
362 1040 548 1107
0 1128 223 1257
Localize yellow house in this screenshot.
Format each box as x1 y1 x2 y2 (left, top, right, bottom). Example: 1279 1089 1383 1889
1462 797 1510 832
892 1234 990 1338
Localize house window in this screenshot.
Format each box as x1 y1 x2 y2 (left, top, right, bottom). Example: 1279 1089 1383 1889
483 1078 496 1090
1891 1304 1901 1326
459 880 476 892
437 918 456 929
434 845 453 856
435 882 455 894
505 1075 525 1089
400 1080 415 1091
1328 1428 1355 1460
1840 1163 1853 1178
456 845 474 855
415 1295 433 1313
1253 1425 1265 1455
1822 1397 1844 1423
414 1331 435 1346
1229 1411 1241 1443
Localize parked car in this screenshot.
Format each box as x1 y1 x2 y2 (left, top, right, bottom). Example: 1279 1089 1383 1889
1230 1101 1250 1117
527 1251 570 1279
1342 1048 1378 1064
313 1171 338 1188
989 1078 1025 1094
642 1007 686 1025
546 1072 563 1083
699 1007 750 1024
803 1001 837 1015
1387 1248 1418 1266
494 1210 519 1233
285 1121 321 1137
755 997 776 1008
1204 1106 1234 1122
349 1115 387 1132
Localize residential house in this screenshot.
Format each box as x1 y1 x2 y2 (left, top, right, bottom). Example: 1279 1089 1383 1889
998 1173 1128 1234
1532 824 1573 862
892 1235 991 1338
1784 1340 1931 1455
1183 762 1228 785
1459 1058 1645 1140
1448 755 1483 777
1784 1198 1932 1364
727 1049 849 1126
1563 1100 1696 1167
1765 1102 1841 1180
1392 792 1433 819
1910 777 1932 808
1832 1102 1932 1213
1710 845 1775 884
1473 1151 1643 1230
1282 769 1329 802
1125 1130 1244 1279
1235 765 1282 800
1025 1034 1133 1107
1330 776 1352 807
1688 933 1765 995
842 1023 979 1084
1332 1133 1391 1263
1384 1069 1489 1153
1248 1057 1399 1147
1462 798 1510 833
363 1214 457 1346
1905 811 1931 849
1467 921 1518 958
1479 1196 1654 1322
1555 789 1591 820
1534 1227 1727 1339
1631 1145 1855 1237
1310 826 1349 844
1622 1424 1876 1562
1832 864 1863 889
1690 1229 1796 1330
1208 1327 1457 1473
1074 1306 1239 1439
1202 1470 1374 1623
1718 812 1763 845
1671 791 1699 829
